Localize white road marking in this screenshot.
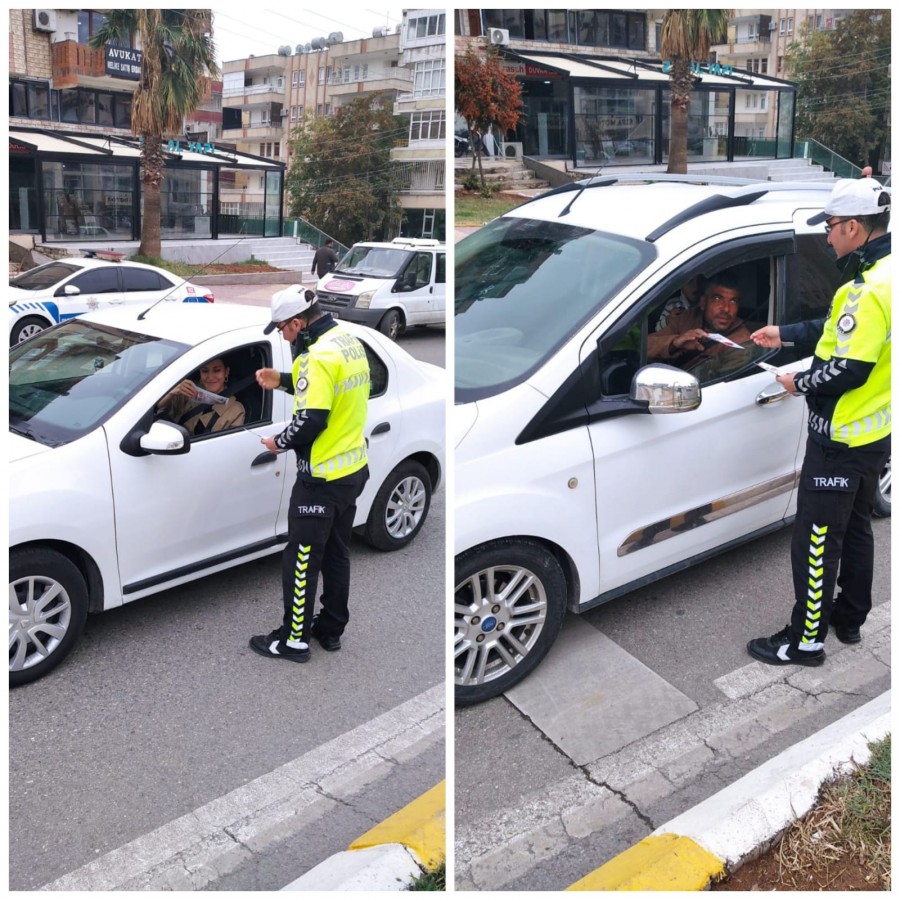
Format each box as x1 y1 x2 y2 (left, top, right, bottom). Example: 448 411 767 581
41 685 444 891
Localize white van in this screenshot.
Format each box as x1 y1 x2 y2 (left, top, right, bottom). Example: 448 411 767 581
316 237 446 340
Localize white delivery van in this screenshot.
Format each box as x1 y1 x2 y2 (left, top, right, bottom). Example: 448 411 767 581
316 238 446 340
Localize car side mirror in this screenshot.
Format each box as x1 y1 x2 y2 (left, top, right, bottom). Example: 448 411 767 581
138 421 191 455
58 284 81 297
631 364 701 414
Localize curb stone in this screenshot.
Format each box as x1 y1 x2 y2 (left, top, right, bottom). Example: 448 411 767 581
281 781 445 891
566 691 890 891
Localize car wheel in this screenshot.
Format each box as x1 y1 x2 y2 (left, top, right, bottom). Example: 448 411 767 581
11 316 49 345
378 309 403 341
363 460 432 551
873 456 891 518
9 548 89 687
455 539 566 706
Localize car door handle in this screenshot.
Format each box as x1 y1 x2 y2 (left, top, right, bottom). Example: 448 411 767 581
371 422 391 435
252 451 278 466
755 384 790 405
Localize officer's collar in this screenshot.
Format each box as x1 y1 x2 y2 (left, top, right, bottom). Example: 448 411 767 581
861 232 891 268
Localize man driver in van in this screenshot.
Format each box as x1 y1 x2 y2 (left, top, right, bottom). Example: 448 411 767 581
647 270 759 373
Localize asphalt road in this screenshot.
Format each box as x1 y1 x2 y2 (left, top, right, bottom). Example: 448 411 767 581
454 516 891 891
9 288 447 891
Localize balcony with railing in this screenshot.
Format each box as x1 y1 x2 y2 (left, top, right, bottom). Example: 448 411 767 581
328 66 412 96
393 159 445 195
51 40 123 90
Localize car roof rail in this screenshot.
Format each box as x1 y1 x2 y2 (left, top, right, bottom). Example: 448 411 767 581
645 181 833 242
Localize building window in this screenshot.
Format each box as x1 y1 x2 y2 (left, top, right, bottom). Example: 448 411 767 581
409 110 445 141
10 80 52 120
413 59 445 97
77 10 108 43
318 67 325 85
298 71 305 86
408 13 445 38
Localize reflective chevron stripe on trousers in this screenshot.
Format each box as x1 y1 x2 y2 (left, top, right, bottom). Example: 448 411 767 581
280 469 369 646
788 436 890 647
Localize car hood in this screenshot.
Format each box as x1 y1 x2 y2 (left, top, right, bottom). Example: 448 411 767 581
9 286 47 303
318 274 392 295
9 430 54 462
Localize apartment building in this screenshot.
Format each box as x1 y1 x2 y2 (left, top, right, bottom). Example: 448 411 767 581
391 9 447 240
220 27 413 225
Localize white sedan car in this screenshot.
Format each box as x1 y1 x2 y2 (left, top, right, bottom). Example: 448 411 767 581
9 255 214 345
9 304 445 685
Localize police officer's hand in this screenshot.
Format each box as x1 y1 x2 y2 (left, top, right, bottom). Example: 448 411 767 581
751 326 782 349
777 372 800 395
256 368 280 390
261 435 280 453
672 328 708 352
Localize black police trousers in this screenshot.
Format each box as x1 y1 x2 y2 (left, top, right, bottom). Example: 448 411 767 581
280 467 369 646
788 435 890 649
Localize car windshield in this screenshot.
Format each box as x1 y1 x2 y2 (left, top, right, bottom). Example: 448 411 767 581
10 262 81 292
9 320 187 446
455 216 653 401
334 246 413 278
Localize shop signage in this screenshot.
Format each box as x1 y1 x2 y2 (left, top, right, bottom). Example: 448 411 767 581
662 60 734 76
166 139 217 155
503 62 561 78
10 141 33 154
105 46 143 80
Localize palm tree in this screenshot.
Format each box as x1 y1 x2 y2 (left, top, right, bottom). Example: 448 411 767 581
660 10 729 174
91 10 219 257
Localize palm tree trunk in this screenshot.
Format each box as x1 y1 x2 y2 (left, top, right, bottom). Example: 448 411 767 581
139 134 165 258
667 57 692 175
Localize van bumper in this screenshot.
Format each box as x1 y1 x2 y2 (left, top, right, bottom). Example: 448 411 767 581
318 303 385 327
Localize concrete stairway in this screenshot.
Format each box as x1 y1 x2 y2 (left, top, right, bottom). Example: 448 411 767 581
763 157 837 182
239 237 316 273
455 157 551 192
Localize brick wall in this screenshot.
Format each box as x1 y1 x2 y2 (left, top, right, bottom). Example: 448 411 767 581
9 9 53 79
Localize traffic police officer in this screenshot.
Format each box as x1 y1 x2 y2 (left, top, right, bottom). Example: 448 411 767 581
250 286 370 663
748 177 891 666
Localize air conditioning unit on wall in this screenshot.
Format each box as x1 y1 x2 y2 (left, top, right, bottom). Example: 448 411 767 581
490 28 510 46
504 142 524 159
33 10 57 32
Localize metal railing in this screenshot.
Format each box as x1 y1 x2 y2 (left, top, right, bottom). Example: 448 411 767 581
283 218 349 256
393 159 445 194
795 139 864 179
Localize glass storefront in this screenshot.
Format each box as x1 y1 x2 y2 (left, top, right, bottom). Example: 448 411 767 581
42 160 135 240
574 84 656 165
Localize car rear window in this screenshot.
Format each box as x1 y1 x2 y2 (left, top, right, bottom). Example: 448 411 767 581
122 268 171 292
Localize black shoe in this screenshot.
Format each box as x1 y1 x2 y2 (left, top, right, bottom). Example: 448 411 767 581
747 626 825 667
311 617 342 652
833 624 861 644
249 629 310 663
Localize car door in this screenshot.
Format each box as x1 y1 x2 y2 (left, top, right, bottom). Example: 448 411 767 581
57 265 125 321
584 242 808 600
398 251 435 325
104 333 293 598
431 250 446 324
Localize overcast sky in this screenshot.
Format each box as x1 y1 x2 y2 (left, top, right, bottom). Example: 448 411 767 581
211 8 406 65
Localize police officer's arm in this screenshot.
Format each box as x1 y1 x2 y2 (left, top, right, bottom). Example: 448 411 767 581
778 319 826 355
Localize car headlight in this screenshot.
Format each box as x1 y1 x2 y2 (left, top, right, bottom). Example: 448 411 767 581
355 291 376 309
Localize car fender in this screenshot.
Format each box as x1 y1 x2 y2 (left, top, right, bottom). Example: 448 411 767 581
8 429 121 608
9 300 59 331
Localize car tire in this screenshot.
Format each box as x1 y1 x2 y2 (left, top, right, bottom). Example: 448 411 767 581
9 548 89 687
378 309 403 341
873 456 891 518
363 460 432 551
455 539 566 706
11 316 49 345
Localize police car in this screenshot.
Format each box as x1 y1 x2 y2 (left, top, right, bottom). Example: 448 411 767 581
9 304 445 685
454 174 891 705
9 254 213 345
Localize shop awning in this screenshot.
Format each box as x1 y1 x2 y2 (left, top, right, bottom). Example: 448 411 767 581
9 128 283 168
509 52 795 90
